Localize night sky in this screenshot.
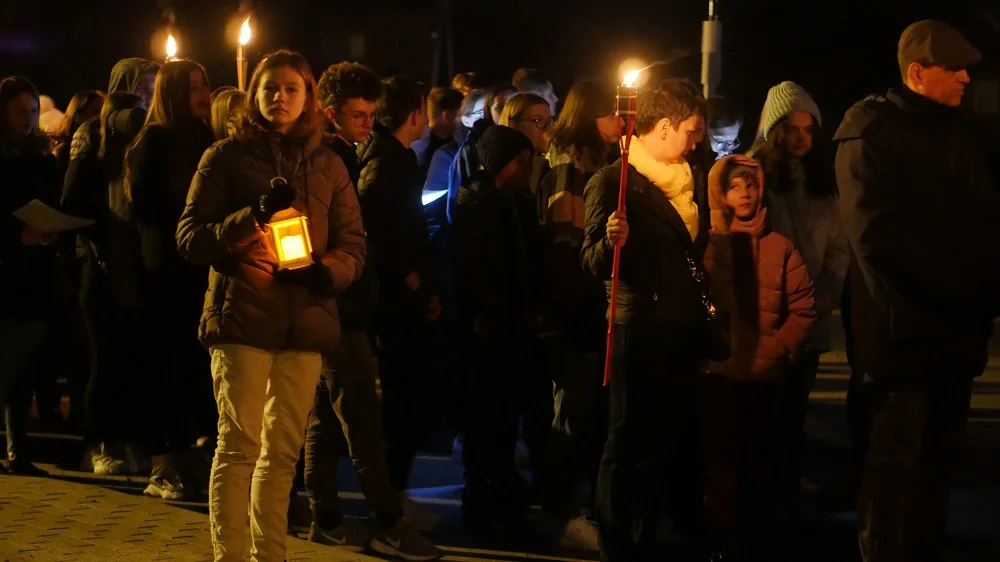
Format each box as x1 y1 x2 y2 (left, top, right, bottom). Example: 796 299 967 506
1 0 991 139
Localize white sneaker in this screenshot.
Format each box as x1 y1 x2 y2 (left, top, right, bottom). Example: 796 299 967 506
401 494 440 532
143 467 189 501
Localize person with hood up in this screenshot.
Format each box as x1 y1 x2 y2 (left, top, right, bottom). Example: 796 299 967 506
123 59 217 500
60 57 159 476
747 81 848 502
452 124 546 528
175 49 366 562
0 76 63 477
700 155 817 560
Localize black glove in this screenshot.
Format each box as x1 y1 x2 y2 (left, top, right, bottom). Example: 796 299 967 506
274 256 334 297
254 177 296 225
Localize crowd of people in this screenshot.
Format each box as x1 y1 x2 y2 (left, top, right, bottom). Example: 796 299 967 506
0 17 997 562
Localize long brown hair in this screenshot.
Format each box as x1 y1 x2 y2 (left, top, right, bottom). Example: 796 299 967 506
123 60 210 200
231 50 321 143
55 90 104 139
546 79 615 156
211 89 246 140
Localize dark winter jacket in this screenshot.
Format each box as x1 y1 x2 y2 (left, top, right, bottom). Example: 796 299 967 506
453 174 545 352
356 124 432 307
322 133 376 333
446 119 489 224
581 158 709 329
834 86 1000 378
176 130 366 355
127 121 215 326
0 148 62 320
538 144 609 351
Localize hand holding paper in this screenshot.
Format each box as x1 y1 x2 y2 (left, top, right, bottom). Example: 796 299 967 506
12 199 94 234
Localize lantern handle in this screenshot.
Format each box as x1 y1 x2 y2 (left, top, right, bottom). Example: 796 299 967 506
271 176 288 188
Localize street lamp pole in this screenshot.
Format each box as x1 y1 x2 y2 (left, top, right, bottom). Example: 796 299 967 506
701 0 722 98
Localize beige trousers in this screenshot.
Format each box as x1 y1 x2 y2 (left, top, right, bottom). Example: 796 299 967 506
208 344 323 562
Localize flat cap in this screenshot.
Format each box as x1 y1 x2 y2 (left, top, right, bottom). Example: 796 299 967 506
898 20 982 70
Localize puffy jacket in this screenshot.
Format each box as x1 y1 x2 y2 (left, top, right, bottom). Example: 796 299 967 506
356 124 432 306
703 155 817 379
176 130 366 354
834 86 1000 378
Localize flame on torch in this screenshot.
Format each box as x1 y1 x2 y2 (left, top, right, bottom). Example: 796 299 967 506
623 69 640 87
239 18 251 46
166 34 177 58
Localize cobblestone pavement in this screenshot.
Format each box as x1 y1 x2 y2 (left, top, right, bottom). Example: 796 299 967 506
0 475 377 562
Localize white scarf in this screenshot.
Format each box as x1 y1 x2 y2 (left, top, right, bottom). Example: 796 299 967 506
627 136 700 241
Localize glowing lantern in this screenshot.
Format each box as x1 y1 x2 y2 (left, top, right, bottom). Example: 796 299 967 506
269 216 313 271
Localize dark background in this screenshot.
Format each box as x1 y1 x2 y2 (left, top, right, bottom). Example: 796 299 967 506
1 0 995 138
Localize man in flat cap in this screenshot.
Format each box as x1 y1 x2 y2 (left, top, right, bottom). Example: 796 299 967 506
833 20 1000 562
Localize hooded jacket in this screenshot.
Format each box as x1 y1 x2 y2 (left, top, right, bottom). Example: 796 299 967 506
176 130 366 354
703 155 817 380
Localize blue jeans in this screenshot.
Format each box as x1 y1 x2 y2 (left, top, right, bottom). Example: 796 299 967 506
0 318 47 459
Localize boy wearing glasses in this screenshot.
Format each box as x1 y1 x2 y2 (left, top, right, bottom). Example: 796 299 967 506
318 62 383 185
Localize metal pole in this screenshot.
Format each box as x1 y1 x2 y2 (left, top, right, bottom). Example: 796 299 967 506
701 0 722 98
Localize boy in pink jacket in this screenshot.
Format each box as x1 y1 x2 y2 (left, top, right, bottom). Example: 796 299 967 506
701 154 817 559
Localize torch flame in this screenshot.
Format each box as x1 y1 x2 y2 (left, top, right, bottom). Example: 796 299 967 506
239 18 251 45
623 69 640 87
166 34 177 58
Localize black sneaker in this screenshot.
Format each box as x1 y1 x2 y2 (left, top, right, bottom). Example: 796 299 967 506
308 522 365 548
6 458 48 477
370 518 442 561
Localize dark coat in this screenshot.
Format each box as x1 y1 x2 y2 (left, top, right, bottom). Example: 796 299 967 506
0 148 62 320
581 159 709 330
176 131 366 355
356 124 432 309
453 175 545 352
833 86 1000 378
127 122 215 327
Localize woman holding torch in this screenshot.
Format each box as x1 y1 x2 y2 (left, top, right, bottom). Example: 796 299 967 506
175 50 365 561
581 78 710 562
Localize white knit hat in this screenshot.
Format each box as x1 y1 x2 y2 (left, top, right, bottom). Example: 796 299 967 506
755 81 821 141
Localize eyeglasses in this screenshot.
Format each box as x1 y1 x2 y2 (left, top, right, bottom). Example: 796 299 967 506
336 110 376 127
711 136 741 153
518 116 555 130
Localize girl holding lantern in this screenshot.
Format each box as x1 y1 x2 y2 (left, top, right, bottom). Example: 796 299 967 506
175 50 366 561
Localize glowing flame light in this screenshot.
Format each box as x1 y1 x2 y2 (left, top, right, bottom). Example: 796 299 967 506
239 18 251 46
166 34 177 58
623 69 640 87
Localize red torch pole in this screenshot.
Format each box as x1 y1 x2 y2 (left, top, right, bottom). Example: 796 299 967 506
603 82 638 386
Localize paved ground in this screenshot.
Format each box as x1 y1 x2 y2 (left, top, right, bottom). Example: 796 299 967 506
1 319 999 561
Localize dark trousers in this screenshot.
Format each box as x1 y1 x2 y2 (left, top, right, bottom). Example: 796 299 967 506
540 332 606 519
304 330 403 530
699 375 778 538
858 373 973 562
462 331 543 484
773 350 821 498
377 301 435 492
79 262 132 446
0 318 47 461
596 325 700 562
139 306 213 458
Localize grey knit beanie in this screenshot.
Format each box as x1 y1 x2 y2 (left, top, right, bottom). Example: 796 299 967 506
755 81 822 141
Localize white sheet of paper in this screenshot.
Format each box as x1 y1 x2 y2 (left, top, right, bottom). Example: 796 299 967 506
13 199 95 233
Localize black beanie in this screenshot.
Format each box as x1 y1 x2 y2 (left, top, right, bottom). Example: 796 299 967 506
476 125 535 177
